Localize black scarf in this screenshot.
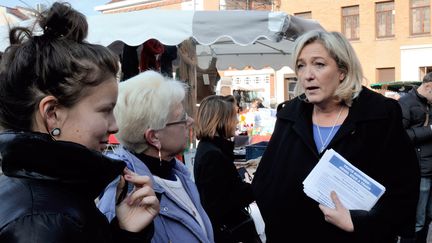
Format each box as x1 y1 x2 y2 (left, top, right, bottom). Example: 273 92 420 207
134 152 177 181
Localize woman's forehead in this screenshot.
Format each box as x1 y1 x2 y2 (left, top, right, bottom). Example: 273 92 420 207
170 103 184 116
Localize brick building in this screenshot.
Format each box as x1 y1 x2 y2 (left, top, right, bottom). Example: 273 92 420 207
281 0 432 84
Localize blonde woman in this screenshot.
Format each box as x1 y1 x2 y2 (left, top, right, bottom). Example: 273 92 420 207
252 30 419 243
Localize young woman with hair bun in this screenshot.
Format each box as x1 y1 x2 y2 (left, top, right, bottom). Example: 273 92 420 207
0 2 159 242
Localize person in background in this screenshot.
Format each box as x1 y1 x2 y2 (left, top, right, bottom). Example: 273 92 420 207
0 2 159 242
250 98 265 110
248 98 265 129
252 30 419 243
194 95 261 243
399 72 432 243
97 71 214 243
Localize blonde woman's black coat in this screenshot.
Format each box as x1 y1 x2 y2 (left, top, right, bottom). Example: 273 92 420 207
253 87 420 243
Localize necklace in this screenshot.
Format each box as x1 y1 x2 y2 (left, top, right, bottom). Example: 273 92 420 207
314 106 343 153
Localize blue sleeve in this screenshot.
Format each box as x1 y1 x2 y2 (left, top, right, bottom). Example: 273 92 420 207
97 176 120 222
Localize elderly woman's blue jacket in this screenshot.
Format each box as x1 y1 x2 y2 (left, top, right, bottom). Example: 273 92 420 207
98 146 214 243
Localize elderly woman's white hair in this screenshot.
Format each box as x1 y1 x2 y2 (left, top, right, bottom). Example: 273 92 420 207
293 30 364 106
114 71 187 153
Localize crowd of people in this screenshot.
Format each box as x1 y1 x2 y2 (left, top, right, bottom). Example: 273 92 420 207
0 1 425 243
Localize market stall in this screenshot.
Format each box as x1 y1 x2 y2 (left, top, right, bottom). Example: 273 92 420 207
0 10 323 148
370 80 421 99
0 10 323 70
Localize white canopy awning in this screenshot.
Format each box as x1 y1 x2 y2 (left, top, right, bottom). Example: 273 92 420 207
0 10 323 70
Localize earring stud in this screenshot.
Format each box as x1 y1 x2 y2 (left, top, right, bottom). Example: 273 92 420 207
50 128 61 136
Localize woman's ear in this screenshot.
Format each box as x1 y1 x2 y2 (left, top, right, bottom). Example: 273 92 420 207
35 96 59 133
339 72 346 82
144 129 161 150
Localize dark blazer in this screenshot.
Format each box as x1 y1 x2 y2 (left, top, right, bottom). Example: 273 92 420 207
0 131 152 243
194 136 255 242
253 87 420 243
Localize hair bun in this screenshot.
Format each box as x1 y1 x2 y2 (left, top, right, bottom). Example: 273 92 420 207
39 2 88 42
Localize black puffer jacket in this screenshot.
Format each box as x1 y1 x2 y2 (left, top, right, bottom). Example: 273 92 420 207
399 88 432 176
0 131 152 243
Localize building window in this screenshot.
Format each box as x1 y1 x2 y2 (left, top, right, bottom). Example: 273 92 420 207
376 67 395 83
234 77 240 84
245 77 250 85
294 11 312 19
419 66 432 79
410 0 430 35
284 77 297 101
376 1 395 38
254 76 261 84
221 0 272 10
342 5 360 40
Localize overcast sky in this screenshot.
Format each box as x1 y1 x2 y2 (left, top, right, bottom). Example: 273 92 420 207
4 0 109 16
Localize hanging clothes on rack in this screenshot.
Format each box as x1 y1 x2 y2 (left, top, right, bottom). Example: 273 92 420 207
196 57 220 103
121 44 139 81
177 38 197 116
160 45 177 78
140 39 165 72
177 38 198 148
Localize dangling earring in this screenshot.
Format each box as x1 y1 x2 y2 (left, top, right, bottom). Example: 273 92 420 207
50 128 61 136
158 149 162 166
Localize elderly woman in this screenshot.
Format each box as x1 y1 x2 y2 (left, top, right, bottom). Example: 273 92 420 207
252 30 420 243
98 71 214 243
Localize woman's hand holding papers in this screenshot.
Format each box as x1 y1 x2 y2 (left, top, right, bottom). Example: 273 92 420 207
319 191 354 232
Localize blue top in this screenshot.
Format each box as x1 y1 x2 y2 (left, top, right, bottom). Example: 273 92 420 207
313 124 341 153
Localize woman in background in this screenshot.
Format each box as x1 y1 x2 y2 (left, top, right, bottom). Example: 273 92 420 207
194 95 261 243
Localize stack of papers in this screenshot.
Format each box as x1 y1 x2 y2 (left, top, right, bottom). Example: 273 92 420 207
303 149 386 211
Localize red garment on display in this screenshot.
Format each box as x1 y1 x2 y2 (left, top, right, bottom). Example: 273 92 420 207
139 39 165 72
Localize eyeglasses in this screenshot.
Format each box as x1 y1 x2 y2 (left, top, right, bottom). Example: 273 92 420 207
165 112 190 127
